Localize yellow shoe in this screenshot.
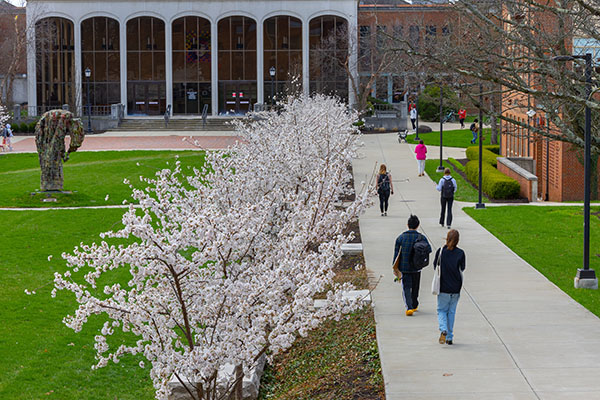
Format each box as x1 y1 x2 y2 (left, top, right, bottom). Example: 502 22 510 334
412 307 418 312
406 309 414 316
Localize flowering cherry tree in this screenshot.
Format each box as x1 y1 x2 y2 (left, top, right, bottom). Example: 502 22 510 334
53 95 371 400
0 104 9 128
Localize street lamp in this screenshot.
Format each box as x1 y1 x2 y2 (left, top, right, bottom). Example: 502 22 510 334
437 85 445 172
84 67 92 134
553 53 597 289
269 66 276 106
476 83 485 209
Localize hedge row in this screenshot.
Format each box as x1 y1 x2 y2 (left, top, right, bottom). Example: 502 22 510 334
9 121 38 133
465 160 520 199
485 145 500 154
466 146 499 167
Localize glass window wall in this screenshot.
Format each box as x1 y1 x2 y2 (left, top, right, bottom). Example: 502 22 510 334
263 16 302 103
126 17 166 115
218 16 256 114
81 17 120 115
172 16 211 115
36 17 76 113
309 16 348 101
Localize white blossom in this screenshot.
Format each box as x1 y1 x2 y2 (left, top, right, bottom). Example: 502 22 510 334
54 95 373 400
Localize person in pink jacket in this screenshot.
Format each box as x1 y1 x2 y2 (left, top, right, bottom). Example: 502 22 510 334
415 140 427 176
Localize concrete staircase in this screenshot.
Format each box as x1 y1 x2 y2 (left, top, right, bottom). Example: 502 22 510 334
112 117 238 131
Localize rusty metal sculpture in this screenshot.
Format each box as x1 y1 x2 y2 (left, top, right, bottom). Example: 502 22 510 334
35 109 85 191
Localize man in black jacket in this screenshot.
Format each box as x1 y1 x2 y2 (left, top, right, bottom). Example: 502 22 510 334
393 215 432 316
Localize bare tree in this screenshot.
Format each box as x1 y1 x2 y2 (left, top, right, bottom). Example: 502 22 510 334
311 21 399 115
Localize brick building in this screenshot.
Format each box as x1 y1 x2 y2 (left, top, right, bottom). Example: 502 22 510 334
0 0 27 105
501 36 600 202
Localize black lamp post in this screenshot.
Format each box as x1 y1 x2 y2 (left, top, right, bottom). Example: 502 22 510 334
84 67 92 134
415 96 420 141
437 85 445 172
476 83 485 209
269 66 276 106
553 53 597 287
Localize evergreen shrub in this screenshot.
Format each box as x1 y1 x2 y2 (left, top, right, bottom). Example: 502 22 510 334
465 161 520 199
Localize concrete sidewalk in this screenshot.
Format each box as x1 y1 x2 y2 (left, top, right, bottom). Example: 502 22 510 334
353 133 600 400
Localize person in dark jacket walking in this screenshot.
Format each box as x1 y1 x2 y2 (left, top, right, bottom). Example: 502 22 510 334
433 229 466 345
436 168 457 229
393 215 432 316
377 164 394 216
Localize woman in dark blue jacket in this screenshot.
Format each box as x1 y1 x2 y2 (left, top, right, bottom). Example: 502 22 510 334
433 229 466 345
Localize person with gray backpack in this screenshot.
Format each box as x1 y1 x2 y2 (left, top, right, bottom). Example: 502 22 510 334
2 123 13 151
436 168 457 229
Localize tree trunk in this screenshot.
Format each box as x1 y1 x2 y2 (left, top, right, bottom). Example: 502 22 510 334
232 364 244 400
490 95 499 145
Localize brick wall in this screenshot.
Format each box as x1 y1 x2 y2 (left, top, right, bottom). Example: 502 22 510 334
498 162 535 201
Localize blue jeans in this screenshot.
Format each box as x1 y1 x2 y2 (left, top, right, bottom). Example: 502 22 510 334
471 130 478 143
437 293 460 340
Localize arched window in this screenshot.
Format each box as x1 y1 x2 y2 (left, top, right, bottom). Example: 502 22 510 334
172 16 211 115
263 15 302 103
81 17 120 115
126 17 166 115
217 16 256 115
36 17 75 113
309 15 348 101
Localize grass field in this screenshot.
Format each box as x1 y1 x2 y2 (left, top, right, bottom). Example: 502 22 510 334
1 149 383 399
464 206 600 317
0 209 154 399
408 129 492 148
0 151 206 208
425 159 488 203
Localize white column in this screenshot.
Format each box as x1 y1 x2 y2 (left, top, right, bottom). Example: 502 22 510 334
257 19 264 106
211 20 218 116
165 20 173 116
302 19 309 97
74 21 82 116
347 15 358 108
26 13 37 116
119 19 128 114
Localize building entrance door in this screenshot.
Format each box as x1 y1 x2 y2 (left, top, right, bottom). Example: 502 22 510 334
219 81 256 115
128 82 166 115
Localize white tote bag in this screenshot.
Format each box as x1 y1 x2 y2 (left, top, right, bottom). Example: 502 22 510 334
431 249 442 295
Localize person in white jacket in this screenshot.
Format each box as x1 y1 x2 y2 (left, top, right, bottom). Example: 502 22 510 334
436 168 457 228
410 106 417 131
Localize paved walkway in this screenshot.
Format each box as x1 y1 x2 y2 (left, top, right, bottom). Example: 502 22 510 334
353 133 600 400
9 131 240 152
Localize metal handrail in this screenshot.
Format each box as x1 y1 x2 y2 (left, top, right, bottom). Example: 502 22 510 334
164 104 172 128
201 103 209 129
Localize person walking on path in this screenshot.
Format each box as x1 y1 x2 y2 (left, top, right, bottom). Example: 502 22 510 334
2 123 13 151
469 119 479 144
376 164 394 216
415 140 427 177
458 108 466 129
393 214 432 316
433 229 466 345
410 105 417 131
437 168 457 229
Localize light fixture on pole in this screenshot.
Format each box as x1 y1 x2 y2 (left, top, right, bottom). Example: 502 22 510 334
475 83 485 209
553 53 597 289
84 67 92 134
437 85 445 172
269 66 276 106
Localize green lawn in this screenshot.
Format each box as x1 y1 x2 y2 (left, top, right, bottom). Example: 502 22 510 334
408 128 492 148
464 206 600 317
425 159 488 203
0 209 154 399
0 151 206 208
